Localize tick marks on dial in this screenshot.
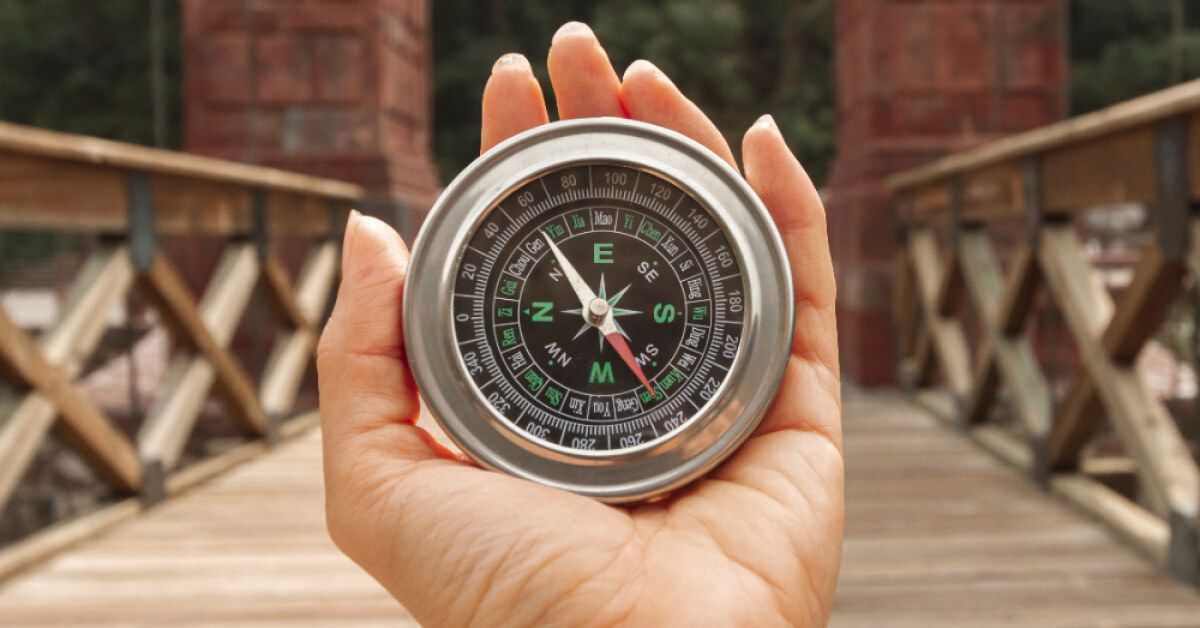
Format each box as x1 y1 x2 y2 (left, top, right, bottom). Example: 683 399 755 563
452 163 744 451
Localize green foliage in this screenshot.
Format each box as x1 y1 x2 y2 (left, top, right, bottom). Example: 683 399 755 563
1070 0 1200 115
431 0 835 185
3 0 1199 191
0 0 181 147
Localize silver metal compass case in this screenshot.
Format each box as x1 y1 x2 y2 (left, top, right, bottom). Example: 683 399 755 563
403 117 794 503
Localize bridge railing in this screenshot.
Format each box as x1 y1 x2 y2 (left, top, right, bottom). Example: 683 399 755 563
0 121 357 577
890 79 1200 586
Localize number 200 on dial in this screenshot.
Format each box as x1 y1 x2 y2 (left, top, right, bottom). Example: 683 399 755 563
404 119 793 502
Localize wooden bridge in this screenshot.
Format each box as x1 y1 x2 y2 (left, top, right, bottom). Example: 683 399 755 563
4 80 1200 625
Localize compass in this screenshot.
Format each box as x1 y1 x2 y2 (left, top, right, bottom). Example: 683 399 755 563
403 118 793 502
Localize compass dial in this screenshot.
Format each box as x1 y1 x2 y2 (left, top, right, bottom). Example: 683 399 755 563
452 163 745 452
405 118 793 501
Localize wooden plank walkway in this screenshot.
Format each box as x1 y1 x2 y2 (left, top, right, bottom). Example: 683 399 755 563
832 393 1200 626
0 428 413 627
1 392 1198 626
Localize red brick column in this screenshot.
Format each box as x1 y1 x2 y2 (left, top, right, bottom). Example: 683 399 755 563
828 0 1065 385
181 0 439 233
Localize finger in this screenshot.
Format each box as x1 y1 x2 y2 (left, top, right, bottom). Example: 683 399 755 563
480 53 549 153
619 60 736 168
742 115 837 370
316 211 441 457
547 22 625 119
742 115 841 445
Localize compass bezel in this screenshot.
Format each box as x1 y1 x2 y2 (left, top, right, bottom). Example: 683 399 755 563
404 118 793 503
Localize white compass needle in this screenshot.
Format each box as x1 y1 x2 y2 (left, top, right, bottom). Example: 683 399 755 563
542 231 597 319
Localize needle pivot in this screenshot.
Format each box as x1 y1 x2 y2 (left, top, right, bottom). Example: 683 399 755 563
587 297 609 323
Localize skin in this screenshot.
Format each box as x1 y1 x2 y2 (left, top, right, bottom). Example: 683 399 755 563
318 22 844 627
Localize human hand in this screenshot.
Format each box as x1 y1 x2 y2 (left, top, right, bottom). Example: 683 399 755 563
318 21 843 627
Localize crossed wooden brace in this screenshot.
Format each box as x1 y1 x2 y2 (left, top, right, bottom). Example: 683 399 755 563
0 239 337 510
896 119 1200 583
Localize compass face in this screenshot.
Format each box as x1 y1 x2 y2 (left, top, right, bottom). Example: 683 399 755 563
452 163 745 452
406 118 793 501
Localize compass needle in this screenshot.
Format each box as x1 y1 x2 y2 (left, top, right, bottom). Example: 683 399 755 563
405 119 792 501
603 330 655 398
542 231 597 318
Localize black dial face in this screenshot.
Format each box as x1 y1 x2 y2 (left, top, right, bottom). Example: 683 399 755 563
452 163 745 452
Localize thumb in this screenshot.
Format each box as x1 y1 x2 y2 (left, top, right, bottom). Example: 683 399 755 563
316 211 432 454
317 212 466 591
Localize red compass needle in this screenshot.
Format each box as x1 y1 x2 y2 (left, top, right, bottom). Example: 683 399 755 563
540 231 656 399
604 331 656 398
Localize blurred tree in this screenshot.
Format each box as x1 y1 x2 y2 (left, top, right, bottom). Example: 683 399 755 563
0 1 182 265
0 0 181 147
1070 0 1200 115
431 0 836 185
2 1 1197 189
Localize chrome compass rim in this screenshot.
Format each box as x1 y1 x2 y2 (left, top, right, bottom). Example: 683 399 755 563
403 117 793 503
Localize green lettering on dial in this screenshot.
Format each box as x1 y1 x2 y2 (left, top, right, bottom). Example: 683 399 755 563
589 361 614 384
529 301 554 322
593 242 614 264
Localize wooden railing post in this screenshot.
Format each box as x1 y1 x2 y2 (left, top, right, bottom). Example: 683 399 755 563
126 171 167 505
128 171 156 271
127 171 161 505
1153 115 1199 585
1169 512 1200 586
893 214 917 384
249 187 282 446
1016 154 1056 486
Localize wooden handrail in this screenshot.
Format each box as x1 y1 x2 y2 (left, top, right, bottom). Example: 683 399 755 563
889 77 1200 190
0 121 361 199
0 122 351 574
890 80 1200 587
0 121 362 235
889 79 1200 228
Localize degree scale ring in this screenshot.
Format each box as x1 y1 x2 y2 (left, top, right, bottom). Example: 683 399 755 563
403 118 793 503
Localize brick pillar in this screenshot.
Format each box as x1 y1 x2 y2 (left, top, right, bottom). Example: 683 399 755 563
828 0 1065 385
182 0 439 234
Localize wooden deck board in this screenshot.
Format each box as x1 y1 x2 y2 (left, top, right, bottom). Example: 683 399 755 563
0 428 413 627
832 392 1200 626
1 391 1198 625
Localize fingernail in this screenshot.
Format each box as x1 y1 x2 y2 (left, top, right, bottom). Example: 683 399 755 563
492 53 531 73
755 114 778 131
553 21 594 44
624 59 670 84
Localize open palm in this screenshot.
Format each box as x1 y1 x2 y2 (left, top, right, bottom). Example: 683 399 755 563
318 22 843 627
